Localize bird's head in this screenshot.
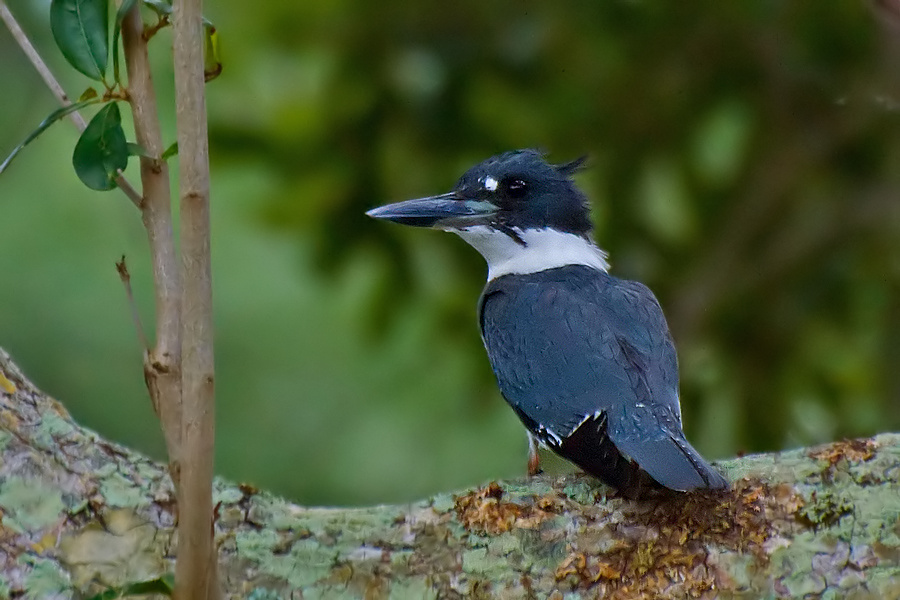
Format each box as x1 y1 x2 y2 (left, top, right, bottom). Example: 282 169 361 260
367 150 607 280
366 149 592 239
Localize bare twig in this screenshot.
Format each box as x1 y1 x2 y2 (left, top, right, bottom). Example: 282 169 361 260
115 256 151 352
172 0 219 596
121 3 184 468
0 2 86 130
0 1 142 208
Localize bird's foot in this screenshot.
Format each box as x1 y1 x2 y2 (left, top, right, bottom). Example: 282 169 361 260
527 451 543 477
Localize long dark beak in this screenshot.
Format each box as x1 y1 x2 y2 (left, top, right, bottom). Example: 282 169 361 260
366 192 497 228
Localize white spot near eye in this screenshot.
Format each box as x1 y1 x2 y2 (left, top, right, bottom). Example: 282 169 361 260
484 176 498 191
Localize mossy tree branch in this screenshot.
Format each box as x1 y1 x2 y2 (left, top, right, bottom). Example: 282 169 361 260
1 349 898 599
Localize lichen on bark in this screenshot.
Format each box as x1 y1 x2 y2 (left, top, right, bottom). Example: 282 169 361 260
1 347 899 599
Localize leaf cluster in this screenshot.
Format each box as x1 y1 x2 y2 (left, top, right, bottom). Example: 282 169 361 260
0 0 218 190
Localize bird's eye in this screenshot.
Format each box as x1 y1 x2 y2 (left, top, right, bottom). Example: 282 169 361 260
502 177 528 200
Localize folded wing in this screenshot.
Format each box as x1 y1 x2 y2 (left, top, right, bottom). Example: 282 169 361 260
479 266 727 494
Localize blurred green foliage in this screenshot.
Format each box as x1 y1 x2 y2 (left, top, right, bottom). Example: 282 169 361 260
1 1 899 505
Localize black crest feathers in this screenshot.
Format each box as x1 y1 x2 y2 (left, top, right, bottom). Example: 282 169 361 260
554 155 588 177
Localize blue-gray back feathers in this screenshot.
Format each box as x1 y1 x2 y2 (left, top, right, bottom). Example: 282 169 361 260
479 265 727 494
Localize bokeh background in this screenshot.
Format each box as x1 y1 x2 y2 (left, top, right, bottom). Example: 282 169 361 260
1 1 899 506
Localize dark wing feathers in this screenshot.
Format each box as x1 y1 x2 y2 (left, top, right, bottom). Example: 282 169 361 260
479 266 726 493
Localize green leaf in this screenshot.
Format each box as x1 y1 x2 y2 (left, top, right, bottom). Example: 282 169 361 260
0 97 102 175
126 142 150 157
73 103 129 191
160 141 179 161
83 590 117 600
78 87 99 101
121 573 174 595
81 574 175 600
204 24 222 82
50 0 109 82
112 0 139 85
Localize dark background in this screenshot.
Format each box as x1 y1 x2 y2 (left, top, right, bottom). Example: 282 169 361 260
1 1 899 505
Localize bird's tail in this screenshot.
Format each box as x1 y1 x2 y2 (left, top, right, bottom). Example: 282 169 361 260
614 430 728 493
559 412 728 497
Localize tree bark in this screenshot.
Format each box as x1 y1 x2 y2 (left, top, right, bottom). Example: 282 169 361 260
121 0 184 474
0 347 898 600
171 0 218 595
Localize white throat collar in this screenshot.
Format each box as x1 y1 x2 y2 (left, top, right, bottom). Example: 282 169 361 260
450 226 610 281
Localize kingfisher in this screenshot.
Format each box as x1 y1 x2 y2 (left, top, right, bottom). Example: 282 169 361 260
367 149 727 497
